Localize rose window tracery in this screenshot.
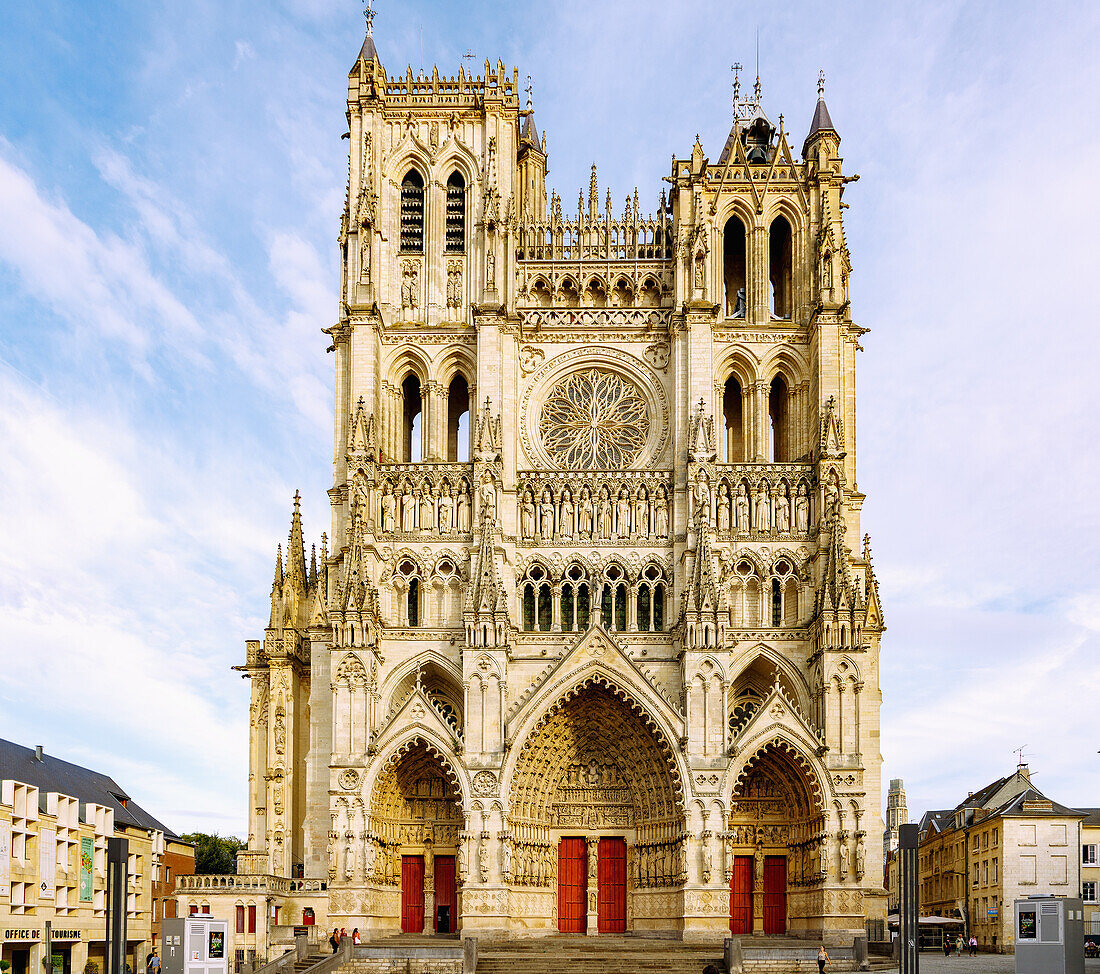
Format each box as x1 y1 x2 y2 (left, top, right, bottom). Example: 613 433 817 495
538 369 650 469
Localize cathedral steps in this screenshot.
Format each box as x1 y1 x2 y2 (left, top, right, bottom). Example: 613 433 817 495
475 936 725 974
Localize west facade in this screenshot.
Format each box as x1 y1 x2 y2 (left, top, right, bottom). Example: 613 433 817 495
232 27 885 942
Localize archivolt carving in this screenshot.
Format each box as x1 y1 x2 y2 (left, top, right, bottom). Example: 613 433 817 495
729 736 827 815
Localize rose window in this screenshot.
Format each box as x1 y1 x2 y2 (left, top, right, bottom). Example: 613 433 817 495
538 369 650 469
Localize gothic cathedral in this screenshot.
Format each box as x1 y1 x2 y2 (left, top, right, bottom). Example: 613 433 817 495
237 23 886 942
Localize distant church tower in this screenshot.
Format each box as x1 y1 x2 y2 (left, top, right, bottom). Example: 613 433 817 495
883 778 909 863
233 20 886 941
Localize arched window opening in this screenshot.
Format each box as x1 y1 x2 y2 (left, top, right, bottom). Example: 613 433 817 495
723 375 744 462
561 587 574 632
407 577 420 627
768 374 789 462
401 373 423 462
614 583 627 632
769 215 792 319
537 586 552 632
445 171 466 252
522 586 536 631
600 585 613 630
576 584 590 630
446 374 470 462
771 577 782 627
400 170 425 253
728 687 762 737
637 586 651 632
723 215 747 317
653 583 665 632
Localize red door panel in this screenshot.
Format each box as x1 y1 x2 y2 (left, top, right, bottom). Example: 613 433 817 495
401 855 425 933
597 838 626 933
557 837 587 933
763 856 787 935
434 855 456 933
729 855 753 934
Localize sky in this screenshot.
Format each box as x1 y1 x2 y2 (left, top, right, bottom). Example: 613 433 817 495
1 0 1099 838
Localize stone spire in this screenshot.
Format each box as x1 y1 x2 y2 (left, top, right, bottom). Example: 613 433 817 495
286 491 307 593
588 164 598 219
804 69 839 155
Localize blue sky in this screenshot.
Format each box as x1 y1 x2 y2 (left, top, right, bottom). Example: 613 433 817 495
1 0 1098 836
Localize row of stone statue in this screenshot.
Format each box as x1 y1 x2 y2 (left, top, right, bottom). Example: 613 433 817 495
329 831 401 886
380 480 473 535
520 483 670 542
695 478 811 535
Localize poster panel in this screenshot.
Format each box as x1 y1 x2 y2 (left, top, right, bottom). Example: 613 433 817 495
39 827 56 899
79 836 94 902
0 821 10 885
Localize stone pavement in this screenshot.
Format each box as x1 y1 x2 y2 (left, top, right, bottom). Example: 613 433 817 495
890 954 1100 973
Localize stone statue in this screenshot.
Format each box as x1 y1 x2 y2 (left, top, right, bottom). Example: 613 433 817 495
520 491 536 538
795 485 810 533
825 478 840 516
560 490 575 540
344 831 356 880
855 835 866 880
616 488 631 539
838 832 849 879
735 483 749 532
733 286 746 318
438 487 453 534
486 247 496 289
500 834 513 880
457 484 471 532
636 489 649 539
754 845 765 883
419 486 433 532
717 487 730 533
381 485 396 533
274 709 286 754
753 484 770 532
478 838 490 883
693 478 710 526
597 489 612 540
401 485 416 533
775 490 790 533
364 840 376 880
820 840 829 877
654 487 669 539
479 476 497 520
701 837 712 884
457 833 468 883
539 489 555 539
579 489 594 539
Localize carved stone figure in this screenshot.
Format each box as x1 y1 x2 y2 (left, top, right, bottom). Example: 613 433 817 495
654 488 669 539
521 491 536 538
457 833 468 883
795 485 810 533
717 487 730 532
693 478 710 526
500 833 513 880
579 489 594 539
419 486 433 532
775 490 790 533
616 489 631 539
560 490 575 540
457 484 471 532
754 845 765 883
401 485 416 533
753 484 770 532
364 840 376 880
825 478 840 516
381 485 396 533
274 708 286 754
539 489 555 539
479 476 497 520
820 840 830 876
438 487 453 534
597 489 612 540
736 484 749 531
486 246 496 289
636 489 649 539
344 832 356 880
855 835 866 880
701 836 712 884
838 832 850 879
478 838 490 883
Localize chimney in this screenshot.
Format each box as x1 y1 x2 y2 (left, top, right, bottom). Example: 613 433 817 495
1017 762 1030 780
34 745 43 762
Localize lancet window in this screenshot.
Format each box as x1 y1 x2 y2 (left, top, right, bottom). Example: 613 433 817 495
521 564 552 632
445 172 466 253
401 373 423 462
445 373 470 462
722 375 745 462
768 374 789 463
599 564 628 632
636 564 666 632
724 215 747 317
400 169 425 253
769 215 792 319
561 564 591 633
396 559 421 627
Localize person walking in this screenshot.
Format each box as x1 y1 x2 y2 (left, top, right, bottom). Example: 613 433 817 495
817 944 830 973
968 935 977 956
955 934 963 955
329 929 339 954
942 933 951 956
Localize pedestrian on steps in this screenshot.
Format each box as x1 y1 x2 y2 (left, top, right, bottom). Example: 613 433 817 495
817 944 830 972
329 929 339 954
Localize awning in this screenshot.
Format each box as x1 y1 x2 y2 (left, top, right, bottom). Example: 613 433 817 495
887 914 966 926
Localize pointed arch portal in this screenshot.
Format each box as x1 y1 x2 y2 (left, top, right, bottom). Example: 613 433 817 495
727 741 827 935
509 684 684 933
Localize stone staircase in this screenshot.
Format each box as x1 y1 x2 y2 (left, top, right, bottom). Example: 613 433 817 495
294 952 332 974
476 936 726 974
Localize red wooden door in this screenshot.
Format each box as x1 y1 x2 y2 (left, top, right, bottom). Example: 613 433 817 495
729 855 753 933
597 838 626 933
401 855 425 933
557 837 587 933
762 856 787 935
434 855 456 933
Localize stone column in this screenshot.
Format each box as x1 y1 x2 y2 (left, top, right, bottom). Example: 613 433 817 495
586 837 599 936
754 381 769 460
552 582 562 632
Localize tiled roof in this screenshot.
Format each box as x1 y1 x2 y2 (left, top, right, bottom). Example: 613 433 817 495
0 738 180 839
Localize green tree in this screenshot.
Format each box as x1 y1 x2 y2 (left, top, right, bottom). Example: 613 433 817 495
180 832 245 875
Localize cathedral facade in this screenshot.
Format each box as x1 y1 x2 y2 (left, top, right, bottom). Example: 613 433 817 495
236 24 886 942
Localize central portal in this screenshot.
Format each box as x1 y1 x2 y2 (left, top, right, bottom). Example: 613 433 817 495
511 682 684 935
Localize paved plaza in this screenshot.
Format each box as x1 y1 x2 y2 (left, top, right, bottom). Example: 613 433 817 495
880 955 1100 973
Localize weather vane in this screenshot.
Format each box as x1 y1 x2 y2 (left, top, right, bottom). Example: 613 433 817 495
818 69 825 97
525 74 533 108
363 0 375 35
731 62 742 108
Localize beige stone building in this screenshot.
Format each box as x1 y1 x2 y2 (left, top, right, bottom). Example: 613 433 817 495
910 765 1084 952
0 739 193 974
1080 808 1099 933
214 20 887 943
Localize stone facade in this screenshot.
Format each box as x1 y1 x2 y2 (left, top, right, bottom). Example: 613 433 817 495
232 28 886 942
